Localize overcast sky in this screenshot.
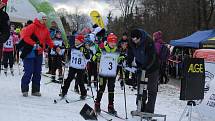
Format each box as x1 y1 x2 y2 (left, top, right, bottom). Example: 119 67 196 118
48 0 121 17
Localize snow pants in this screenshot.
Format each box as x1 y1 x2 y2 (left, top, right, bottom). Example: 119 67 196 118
3 51 14 69
21 55 43 93
62 67 87 96
95 76 116 105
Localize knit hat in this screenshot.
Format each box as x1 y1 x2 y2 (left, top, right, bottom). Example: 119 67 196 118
37 12 47 20
131 29 142 39
75 34 85 43
107 33 118 44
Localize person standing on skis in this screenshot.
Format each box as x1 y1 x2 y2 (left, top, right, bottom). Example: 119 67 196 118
61 34 91 100
50 30 65 83
94 33 121 115
2 25 19 76
20 12 54 97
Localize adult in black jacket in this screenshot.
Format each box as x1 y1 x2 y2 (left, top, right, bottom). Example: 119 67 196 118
127 29 160 114
0 0 10 69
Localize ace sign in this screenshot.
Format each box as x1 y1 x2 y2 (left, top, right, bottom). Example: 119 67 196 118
180 58 205 100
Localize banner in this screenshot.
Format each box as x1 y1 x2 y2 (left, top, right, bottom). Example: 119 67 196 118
6 0 38 23
198 62 215 119
180 58 205 100
29 0 68 46
90 10 105 28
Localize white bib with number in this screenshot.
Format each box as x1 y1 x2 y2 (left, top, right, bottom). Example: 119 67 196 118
4 36 13 48
99 52 119 77
69 49 86 69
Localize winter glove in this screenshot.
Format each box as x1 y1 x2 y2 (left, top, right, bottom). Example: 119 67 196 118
56 47 61 55
34 44 43 55
118 56 125 64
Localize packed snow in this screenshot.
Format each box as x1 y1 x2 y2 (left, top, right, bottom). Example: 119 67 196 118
0 64 213 121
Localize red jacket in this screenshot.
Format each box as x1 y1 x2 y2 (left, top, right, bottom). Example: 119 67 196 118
21 19 54 50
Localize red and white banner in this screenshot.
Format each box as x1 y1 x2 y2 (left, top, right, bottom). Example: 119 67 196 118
194 49 215 119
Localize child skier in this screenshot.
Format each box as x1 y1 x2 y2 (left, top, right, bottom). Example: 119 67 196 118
61 34 91 99
3 28 18 76
94 33 120 115
50 31 65 83
85 33 99 89
117 33 129 89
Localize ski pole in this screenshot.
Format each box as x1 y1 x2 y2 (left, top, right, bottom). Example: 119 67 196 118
59 60 66 95
122 66 128 119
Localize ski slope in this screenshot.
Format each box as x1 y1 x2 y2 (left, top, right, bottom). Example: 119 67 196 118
0 64 212 121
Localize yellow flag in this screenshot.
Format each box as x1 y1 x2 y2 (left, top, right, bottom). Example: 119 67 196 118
90 10 105 28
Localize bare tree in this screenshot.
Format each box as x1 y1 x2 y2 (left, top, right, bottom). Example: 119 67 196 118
57 7 91 32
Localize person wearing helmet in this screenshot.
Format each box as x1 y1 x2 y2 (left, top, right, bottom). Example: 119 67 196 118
50 30 65 83
46 21 60 74
128 29 159 117
117 32 129 89
0 0 10 72
94 33 122 115
60 34 91 100
84 34 99 89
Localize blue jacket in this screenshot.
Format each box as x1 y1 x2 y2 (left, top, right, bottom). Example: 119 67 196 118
127 29 159 73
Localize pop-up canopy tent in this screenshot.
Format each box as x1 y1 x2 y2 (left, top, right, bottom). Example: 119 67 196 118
201 37 215 49
7 0 38 23
170 29 215 48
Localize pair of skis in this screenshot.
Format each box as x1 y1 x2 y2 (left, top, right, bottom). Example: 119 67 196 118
97 109 126 121
53 96 92 104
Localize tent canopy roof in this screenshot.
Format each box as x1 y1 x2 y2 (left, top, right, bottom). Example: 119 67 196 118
170 29 215 48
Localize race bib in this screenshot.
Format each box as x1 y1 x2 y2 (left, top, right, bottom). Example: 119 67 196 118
69 49 86 69
99 52 119 77
54 40 63 46
3 36 13 48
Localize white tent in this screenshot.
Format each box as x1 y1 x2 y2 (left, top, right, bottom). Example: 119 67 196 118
7 0 38 23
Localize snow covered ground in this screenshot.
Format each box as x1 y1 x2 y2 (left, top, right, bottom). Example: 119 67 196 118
0 64 213 121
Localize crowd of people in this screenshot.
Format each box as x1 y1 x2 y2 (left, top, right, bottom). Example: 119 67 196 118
0 0 172 119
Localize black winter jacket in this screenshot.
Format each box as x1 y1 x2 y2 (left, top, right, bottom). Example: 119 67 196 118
0 9 10 44
127 29 159 74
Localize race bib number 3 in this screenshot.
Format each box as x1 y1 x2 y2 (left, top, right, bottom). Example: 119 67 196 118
69 49 86 69
99 52 119 77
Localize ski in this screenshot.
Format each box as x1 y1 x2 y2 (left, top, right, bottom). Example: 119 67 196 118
97 113 113 121
53 97 69 104
101 109 126 120
44 80 62 85
54 96 92 104
65 97 92 103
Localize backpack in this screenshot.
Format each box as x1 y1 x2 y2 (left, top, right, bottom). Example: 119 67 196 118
159 44 170 63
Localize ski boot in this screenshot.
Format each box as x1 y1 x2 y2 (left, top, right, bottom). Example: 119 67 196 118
10 68 14 76
94 102 101 114
58 76 63 84
4 68 7 76
108 104 117 116
80 95 87 100
51 76 59 83
31 92 42 97
22 92 28 97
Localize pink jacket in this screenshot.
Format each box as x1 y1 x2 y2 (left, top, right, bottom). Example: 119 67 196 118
3 34 18 52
